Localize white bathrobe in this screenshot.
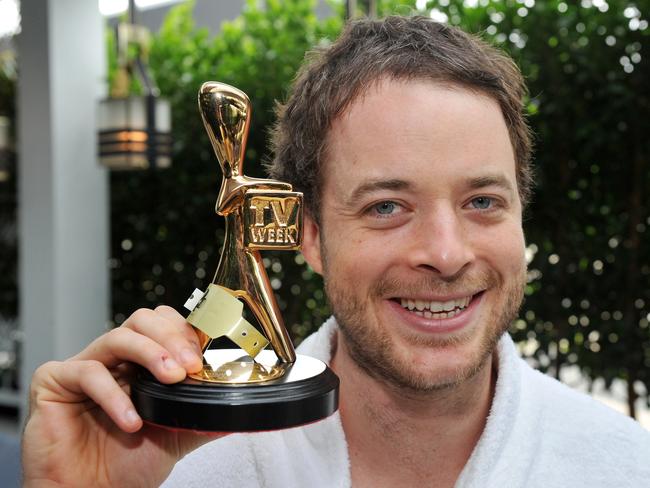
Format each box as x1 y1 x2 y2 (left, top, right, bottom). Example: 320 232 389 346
163 317 650 487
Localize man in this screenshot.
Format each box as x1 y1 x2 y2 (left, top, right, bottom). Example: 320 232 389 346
22 16 650 487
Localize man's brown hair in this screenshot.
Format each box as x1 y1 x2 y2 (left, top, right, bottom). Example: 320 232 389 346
268 15 533 218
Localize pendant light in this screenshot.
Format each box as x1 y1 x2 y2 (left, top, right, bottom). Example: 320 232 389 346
98 0 171 170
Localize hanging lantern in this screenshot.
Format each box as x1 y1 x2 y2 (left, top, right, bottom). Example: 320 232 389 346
98 5 172 170
0 116 11 182
99 94 171 170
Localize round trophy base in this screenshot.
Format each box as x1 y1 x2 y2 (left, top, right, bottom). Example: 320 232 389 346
131 350 339 432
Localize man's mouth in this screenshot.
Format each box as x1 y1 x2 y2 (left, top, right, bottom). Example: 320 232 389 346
397 294 477 319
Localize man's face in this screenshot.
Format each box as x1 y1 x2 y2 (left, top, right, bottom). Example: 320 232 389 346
303 78 527 392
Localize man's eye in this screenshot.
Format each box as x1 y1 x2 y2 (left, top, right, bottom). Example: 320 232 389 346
470 196 493 210
374 201 397 215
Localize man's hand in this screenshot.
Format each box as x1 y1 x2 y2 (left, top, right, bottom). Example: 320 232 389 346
22 305 225 487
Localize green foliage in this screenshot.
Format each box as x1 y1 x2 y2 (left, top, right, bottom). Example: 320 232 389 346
109 0 649 411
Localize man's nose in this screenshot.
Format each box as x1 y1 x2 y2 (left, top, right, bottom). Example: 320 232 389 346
406 204 475 278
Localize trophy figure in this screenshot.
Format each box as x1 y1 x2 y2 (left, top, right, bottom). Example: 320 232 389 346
131 82 339 432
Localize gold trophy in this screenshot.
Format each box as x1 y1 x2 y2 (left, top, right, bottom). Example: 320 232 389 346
131 82 339 432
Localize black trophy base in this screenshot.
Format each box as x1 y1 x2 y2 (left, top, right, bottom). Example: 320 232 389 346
131 351 339 432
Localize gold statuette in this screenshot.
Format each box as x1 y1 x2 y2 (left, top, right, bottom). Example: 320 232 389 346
184 82 300 382
130 82 338 432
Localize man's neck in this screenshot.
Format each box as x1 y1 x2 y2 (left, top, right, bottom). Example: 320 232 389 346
331 333 497 488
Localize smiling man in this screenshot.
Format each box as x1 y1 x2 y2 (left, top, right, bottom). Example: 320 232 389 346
22 15 650 488
294 79 528 486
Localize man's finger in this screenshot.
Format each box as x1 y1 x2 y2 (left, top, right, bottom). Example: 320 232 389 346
73 327 189 383
122 308 203 372
33 360 143 433
153 305 204 355
121 308 203 372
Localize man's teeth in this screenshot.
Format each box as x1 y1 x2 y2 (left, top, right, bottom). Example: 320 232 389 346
399 296 471 319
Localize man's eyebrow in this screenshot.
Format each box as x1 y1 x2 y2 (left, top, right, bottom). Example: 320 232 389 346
345 178 411 207
466 174 515 194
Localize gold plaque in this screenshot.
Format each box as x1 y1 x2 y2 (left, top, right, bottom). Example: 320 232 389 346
244 190 302 250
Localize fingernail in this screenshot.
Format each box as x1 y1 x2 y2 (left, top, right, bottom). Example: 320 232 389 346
163 356 181 370
125 408 140 425
180 348 200 367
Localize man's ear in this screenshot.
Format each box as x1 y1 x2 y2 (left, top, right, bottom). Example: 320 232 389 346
301 212 323 275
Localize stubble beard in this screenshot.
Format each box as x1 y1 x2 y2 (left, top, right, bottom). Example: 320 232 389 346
325 267 526 395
